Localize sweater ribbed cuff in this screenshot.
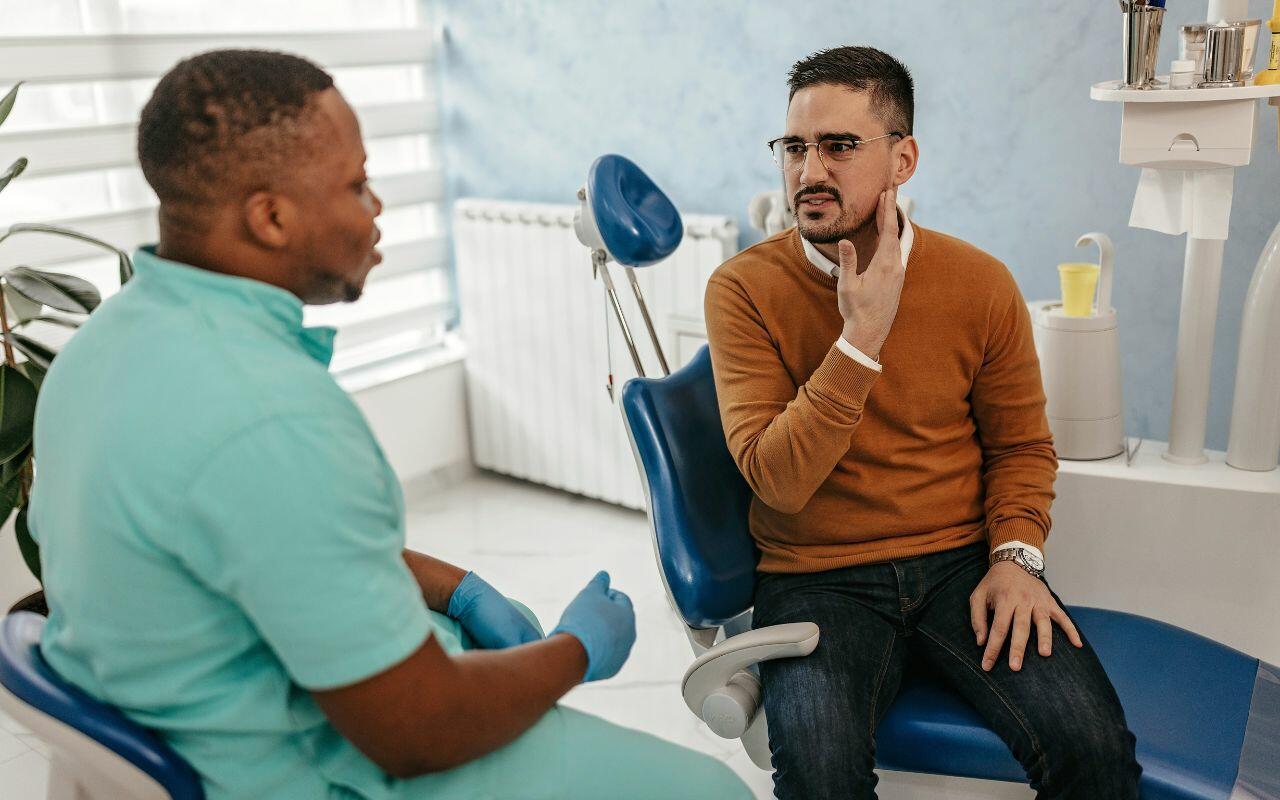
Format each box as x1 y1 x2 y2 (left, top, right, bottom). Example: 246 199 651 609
987 518 1047 553
808 342 880 410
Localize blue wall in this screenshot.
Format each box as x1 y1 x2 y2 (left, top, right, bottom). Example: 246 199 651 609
437 1 1280 453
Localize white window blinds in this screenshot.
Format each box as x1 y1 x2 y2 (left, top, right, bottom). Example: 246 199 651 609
0 0 449 382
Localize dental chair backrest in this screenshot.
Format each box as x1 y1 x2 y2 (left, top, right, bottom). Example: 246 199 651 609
620 345 758 630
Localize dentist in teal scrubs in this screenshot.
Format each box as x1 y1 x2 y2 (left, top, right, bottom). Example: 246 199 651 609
28 49 750 800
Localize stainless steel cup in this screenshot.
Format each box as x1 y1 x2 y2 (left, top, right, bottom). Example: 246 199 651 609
1203 21 1248 86
1123 4 1166 89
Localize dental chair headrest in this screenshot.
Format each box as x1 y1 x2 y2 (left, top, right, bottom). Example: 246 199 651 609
577 154 683 268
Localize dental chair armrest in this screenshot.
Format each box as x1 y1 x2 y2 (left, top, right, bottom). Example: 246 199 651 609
681 622 819 738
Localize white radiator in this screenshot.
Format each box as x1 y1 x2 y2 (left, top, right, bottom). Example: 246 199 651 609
454 199 738 509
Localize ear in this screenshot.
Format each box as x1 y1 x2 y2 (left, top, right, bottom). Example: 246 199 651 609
241 190 293 250
891 135 919 188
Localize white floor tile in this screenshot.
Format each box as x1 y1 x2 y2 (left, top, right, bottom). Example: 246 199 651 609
0 709 29 737
0 749 48 797
15 734 49 759
0 725 31 765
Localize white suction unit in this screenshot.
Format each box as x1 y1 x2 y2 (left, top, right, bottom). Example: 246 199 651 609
1030 233 1125 460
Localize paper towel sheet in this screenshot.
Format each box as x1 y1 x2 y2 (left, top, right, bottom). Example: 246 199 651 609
1129 167 1234 240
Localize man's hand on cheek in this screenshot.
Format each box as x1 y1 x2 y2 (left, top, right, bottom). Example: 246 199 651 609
969 562 1083 672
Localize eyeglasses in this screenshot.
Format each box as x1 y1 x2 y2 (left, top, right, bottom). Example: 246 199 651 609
766 132 904 173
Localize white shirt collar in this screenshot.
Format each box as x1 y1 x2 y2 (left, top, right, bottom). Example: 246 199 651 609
801 210 914 279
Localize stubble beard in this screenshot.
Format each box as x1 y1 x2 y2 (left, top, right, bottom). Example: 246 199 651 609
797 202 875 245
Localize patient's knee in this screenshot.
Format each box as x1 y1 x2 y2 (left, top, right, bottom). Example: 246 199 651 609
506 597 544 636
1039 720 1139 797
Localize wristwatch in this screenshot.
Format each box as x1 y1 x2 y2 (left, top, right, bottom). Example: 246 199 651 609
990 547 1045 578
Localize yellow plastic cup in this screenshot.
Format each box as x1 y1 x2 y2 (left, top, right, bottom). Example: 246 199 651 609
1058 262 1100 317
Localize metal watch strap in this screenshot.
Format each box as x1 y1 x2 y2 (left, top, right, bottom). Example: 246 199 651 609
990 547 1044 578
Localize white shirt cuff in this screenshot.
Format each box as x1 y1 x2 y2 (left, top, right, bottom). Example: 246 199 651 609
991 540 1044 565
834 336 882 372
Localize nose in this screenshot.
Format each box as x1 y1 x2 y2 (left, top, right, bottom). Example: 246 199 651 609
798 143 830 187
370 187 384 217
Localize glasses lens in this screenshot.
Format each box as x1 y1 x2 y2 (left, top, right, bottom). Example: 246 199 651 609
772 140 802 169
819 138 859 164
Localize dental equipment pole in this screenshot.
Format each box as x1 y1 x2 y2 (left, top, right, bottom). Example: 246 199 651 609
1209 0 1247 23
1162 0 1247 463
1226 218 1280 470
592 248 648 380
623 266 671 376
1165 238 1224 464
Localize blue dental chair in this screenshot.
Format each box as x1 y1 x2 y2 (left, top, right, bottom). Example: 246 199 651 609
0 611 204 800
619 346 1280 800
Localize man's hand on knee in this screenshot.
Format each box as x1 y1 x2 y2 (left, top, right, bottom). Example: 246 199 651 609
970 564 1083 672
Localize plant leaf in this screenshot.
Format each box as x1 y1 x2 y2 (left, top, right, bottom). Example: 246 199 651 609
0 364 36 464
15 505 41 583
118 251 134 285
0 158 27 195
20 315 81 330
17 361 46 391
1 446 29 480
3 267 100 314
0 82 21 129
3 333 56 371
0 472 19 530
3 284 43 323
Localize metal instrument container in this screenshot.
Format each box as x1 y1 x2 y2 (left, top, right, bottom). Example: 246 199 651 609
1185 19 1261 85
1203 20 1251 86
1123 2 1167 89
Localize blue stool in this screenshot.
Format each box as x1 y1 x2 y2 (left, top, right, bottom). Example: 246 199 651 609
0 611 204 800
620 345 1280 799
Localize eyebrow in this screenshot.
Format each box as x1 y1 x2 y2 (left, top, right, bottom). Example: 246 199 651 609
779 131 864 142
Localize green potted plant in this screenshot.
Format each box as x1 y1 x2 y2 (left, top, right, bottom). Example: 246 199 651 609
0 82 133 614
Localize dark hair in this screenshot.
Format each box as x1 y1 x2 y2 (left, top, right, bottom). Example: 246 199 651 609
787 46 914 136
138 49 335 209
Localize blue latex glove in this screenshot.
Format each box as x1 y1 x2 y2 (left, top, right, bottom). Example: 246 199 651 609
550 571 636 682
447 572 543 650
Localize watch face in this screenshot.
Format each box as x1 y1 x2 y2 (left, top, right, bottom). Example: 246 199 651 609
1022 552 1044 571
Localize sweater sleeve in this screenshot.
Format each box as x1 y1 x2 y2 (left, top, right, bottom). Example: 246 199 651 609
969 283 1058 553
704 274 880 514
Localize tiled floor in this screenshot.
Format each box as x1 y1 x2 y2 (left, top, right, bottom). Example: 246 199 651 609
0 471 1030 798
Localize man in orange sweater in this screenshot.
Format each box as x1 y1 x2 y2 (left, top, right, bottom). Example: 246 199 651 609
705 47 1141 799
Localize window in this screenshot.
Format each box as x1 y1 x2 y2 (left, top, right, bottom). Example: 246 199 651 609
0 0 451 386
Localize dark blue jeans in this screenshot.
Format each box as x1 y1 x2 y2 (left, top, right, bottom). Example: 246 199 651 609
752 541 1141 799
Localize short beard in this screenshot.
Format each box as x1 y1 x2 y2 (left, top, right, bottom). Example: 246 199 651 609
797 206 875 245
300 275 364 305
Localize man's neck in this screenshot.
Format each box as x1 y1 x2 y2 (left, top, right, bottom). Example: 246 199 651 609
157 223 297 297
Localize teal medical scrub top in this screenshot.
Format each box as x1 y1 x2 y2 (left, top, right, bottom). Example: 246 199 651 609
29 247 439 800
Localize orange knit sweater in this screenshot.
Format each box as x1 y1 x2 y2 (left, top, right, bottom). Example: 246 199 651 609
704 225 1057 574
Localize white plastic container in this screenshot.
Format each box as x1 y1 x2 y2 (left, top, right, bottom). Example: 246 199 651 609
1032 303 1125 460
1170 58 1197 88
1029 233 1125 461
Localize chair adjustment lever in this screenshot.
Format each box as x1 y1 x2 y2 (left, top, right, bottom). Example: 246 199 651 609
681 622 819 738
